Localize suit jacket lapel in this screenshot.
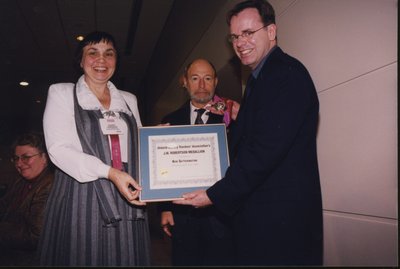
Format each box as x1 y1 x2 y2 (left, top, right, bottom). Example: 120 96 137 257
182 103 191 125
229 76 258 151
206 112 224 124
229 47 284 156
172 101 191 125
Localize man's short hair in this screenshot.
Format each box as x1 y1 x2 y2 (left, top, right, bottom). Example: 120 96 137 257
227 0 275 26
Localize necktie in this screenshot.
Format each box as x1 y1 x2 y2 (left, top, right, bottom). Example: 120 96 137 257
110 134 123 170
194 108 206 124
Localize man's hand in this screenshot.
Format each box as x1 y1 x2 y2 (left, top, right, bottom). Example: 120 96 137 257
230 100 240 121
161 211 175 237
206 98 240 122
173 189 212 208
108 167 146 206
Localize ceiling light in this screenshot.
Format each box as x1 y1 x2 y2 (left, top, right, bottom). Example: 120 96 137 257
76 35 84 41
19 81 29 86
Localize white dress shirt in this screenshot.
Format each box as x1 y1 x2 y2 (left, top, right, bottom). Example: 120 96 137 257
190 102 209 124
43 75 142 183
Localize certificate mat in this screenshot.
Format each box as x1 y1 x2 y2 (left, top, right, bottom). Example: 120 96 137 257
138 124 229 202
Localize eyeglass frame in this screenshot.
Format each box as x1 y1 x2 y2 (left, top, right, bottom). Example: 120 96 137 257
228 24 269 43
11 152 42 164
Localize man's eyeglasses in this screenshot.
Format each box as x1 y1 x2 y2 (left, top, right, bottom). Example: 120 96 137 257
11 153 42 163
228 25 268 43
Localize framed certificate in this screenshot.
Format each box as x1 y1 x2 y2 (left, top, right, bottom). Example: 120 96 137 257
138 124 229 202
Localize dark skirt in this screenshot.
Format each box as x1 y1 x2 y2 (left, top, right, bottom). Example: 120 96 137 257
38 168 151 266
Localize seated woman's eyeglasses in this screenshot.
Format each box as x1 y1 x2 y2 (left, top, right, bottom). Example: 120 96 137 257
228 25 268 43
11 153 42 163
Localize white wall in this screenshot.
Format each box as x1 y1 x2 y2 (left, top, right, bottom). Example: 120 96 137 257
154 0 398 266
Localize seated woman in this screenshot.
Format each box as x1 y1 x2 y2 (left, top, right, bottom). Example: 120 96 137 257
0 133 54 266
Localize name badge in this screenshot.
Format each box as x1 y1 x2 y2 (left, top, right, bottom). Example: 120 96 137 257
99 118 125 135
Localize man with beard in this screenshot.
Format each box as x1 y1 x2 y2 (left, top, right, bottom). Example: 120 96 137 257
158 58 234 266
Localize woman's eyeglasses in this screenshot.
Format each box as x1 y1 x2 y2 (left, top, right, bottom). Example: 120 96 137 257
11 153 42 163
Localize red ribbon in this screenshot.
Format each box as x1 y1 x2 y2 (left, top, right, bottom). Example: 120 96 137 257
110 134 123 170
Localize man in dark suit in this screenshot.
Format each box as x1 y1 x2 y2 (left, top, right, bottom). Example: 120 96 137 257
159 58 234 266
174 0 323 266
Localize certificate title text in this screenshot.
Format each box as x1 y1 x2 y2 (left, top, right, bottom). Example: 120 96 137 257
158 144 211 156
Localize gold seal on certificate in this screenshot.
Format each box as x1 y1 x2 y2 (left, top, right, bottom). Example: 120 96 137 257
138 124 229 202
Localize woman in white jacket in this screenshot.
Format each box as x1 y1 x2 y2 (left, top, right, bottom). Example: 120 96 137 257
39 31 151 266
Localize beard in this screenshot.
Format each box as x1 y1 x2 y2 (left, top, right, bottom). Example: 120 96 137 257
189 91 214 105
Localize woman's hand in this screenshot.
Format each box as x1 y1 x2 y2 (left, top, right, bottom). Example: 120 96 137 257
108 167 146 206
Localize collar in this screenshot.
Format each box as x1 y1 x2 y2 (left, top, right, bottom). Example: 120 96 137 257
252 45 278 78
76 75 132 115
190 102 209 112
190 102 201 112
190 101 210 124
